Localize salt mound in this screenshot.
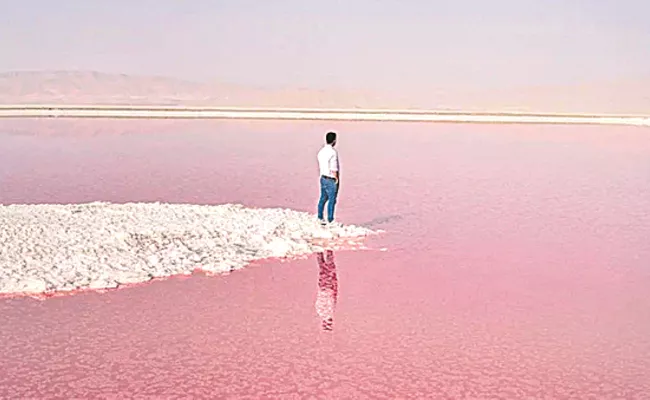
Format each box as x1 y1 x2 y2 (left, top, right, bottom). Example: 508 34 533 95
0 202 376 296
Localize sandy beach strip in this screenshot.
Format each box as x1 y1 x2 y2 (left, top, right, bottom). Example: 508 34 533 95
0 105 648 125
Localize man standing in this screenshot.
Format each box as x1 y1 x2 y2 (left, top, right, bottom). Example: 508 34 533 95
317 131 340 225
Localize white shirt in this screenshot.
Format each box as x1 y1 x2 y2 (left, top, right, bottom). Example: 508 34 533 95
317 144 339 178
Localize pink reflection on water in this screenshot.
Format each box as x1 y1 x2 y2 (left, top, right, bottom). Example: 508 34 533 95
315 250 338 331
1 120 650 398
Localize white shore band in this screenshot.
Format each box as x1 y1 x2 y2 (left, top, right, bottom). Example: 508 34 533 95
0 202 376 296
0 105 648 126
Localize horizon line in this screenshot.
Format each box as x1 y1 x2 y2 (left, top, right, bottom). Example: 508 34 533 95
1 104 648 126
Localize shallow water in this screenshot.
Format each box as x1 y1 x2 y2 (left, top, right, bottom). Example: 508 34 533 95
1 120 649 398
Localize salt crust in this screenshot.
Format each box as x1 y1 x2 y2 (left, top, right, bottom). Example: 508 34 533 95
0 202 376 296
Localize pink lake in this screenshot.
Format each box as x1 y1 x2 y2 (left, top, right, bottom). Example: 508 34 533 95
1 119 649 399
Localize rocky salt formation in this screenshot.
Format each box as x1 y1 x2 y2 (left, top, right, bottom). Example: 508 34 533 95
0 202 376 296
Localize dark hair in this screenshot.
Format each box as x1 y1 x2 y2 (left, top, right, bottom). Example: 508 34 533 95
325 131 337 144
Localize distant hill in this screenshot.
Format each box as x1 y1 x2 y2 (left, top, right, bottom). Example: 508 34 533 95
468 79 650 115
0 71 406 109
0 70 648 113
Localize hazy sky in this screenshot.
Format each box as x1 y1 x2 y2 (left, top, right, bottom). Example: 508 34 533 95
2 0 649 91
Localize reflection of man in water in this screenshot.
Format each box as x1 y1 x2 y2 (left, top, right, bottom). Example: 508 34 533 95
315 250 338 331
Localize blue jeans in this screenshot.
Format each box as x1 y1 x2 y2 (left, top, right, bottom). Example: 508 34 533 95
317 176 338 222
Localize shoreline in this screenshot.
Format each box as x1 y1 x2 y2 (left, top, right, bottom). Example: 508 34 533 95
1 105 649 126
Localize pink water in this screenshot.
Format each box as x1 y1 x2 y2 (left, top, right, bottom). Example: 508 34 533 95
1 120 650 399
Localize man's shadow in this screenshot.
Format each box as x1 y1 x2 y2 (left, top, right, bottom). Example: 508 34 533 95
315 250 338 331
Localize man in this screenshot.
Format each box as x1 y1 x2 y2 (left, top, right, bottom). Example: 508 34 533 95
317 131 340 225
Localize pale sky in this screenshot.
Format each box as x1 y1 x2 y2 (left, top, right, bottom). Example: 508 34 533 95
1 0 649 91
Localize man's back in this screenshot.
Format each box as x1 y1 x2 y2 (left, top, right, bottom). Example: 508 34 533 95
317 144 339 178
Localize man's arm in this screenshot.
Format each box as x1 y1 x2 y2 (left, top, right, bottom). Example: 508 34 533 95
330 151 340 184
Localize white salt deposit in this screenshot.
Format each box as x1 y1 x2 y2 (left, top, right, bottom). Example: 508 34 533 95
0 202 376 296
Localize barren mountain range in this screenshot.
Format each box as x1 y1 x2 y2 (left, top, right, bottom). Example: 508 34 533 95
1 71 648 114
